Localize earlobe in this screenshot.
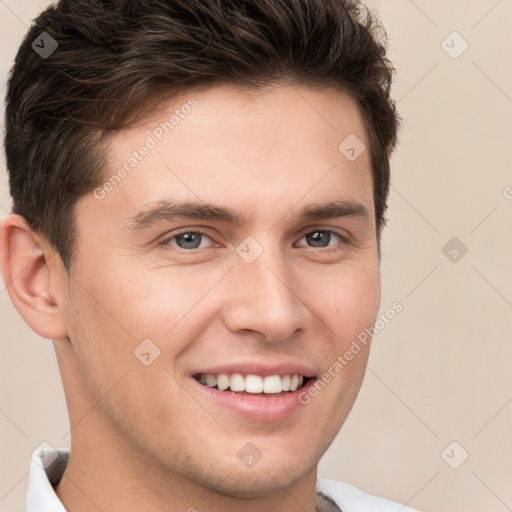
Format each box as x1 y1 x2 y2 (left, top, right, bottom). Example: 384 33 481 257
0 214 68 340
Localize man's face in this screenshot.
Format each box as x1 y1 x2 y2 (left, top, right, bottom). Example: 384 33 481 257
60 84 380 496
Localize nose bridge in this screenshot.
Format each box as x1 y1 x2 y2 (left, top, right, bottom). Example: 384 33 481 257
225 238 305 341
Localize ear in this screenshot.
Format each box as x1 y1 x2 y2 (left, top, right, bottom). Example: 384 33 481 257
0 214 68 340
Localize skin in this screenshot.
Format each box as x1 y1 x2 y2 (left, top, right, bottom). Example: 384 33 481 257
0 84 381 512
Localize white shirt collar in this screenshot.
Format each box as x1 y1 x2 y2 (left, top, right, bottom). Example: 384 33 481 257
26 447 69 512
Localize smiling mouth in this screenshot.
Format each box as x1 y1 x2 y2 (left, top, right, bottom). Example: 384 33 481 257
193 373 313 396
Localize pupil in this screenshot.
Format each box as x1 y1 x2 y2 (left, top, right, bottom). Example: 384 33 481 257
177 232 201 249
307 231 330 247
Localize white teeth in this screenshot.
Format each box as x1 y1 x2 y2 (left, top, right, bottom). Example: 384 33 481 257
217 373 230 391
197 372 308 394
230 373 245 392
263 375 282 394
245 374 263 393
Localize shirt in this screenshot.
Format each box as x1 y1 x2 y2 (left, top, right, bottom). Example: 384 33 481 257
27 448 421 512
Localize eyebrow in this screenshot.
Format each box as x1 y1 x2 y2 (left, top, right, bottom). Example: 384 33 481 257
124 199 370 231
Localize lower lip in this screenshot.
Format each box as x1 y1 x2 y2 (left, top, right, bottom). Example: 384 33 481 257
191 377 316 422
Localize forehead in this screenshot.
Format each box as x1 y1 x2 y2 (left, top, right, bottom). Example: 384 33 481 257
83 84 374 230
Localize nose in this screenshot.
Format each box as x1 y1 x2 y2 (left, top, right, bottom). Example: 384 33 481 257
221 245 308 343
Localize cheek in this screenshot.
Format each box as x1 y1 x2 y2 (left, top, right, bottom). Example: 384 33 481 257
65 259 227 378
299 259 381 335
71 258 197 336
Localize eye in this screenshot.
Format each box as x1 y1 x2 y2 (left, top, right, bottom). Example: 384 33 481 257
159 228 348 253
296 230 345 249
161 230 215 250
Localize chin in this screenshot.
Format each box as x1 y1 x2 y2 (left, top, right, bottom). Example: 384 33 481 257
213 464 315 499
178 450 319 499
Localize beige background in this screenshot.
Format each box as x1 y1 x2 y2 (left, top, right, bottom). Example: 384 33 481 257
1 1 511 511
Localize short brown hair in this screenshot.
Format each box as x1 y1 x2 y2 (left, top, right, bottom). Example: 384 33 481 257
4 0 399 270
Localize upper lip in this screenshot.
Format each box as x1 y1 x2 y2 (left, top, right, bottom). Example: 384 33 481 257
191 361 317 378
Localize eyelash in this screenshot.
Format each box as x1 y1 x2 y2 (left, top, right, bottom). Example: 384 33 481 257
159 228 349 254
